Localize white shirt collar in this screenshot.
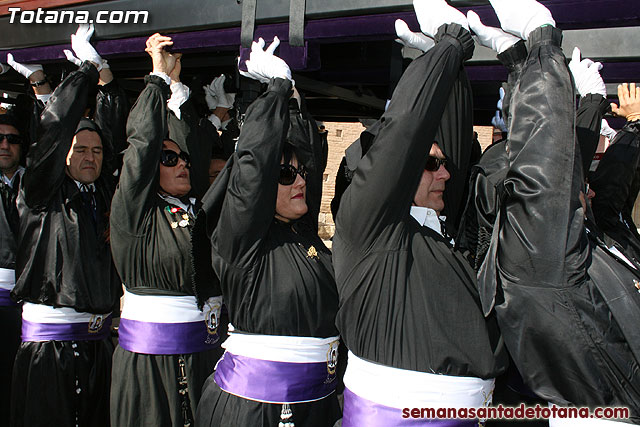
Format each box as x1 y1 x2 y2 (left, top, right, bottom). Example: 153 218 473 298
74 180 95 192
410 206 444 236
1 166 25 189
159 193 196 217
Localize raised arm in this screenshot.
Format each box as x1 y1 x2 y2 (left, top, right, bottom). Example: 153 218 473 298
110 34 176 233
213 77 292 265
336 21 473 249
22 62 99 208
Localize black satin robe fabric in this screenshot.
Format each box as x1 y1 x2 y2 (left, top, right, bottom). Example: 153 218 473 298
10 61 121 427
195 78 340 427
332 24 506 378
591 120 640 263
480 26 640 421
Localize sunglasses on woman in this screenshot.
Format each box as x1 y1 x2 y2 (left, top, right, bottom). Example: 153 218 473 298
161 149 191 169
424 156 447 172
0 134 22 145
279 164 308 185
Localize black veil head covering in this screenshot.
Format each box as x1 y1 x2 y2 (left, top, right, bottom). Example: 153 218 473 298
330 120 382 219
74 117 113 180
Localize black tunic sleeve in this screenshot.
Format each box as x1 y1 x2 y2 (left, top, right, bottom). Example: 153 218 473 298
213 78 292 266
167 96 215 200
22 61 99 208
336 23 474 251
110 75 170 233
576 94 610 174
496 40 528 129
497 26 586 287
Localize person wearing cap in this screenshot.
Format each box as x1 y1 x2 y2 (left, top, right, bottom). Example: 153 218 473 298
194 36 339 427
9 25 121 427
0 112 25 424
108 34 223 427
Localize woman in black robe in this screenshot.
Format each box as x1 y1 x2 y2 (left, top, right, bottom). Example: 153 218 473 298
109 34 223 426
195 37 340 427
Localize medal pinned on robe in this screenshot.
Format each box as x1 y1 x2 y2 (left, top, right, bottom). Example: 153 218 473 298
165 206 192 229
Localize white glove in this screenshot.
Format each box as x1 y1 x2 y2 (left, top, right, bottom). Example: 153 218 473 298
568 47 606 97
394 19 435 53
212 75 236 109
70 24 103 70
64 49 83 67
7 53 43 79
467 11 520 54
203 83 218 111
488 0 555 40
239 37 293 84
492 86 508 132
600 119 617 141
412 0 468 39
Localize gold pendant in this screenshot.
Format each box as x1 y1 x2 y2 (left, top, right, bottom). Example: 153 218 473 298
307 246 318 259
171 221 178 229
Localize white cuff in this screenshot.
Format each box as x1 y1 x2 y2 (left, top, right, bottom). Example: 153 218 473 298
208 113 222 130
36 93 52 105
167 82 191 119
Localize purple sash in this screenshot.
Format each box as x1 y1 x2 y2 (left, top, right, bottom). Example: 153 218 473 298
342 388 479 426
214 351 337 403
118 318 219 355
21 315 111 342
0 288 16 306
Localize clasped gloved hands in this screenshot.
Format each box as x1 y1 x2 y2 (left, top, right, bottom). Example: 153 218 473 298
239 36 293 85
412 0 468 38
491 87 508 133
568 47 606 97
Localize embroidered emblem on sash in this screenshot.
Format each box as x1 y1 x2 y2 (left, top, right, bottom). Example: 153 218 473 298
88 314 105 333
204 299 222 345
325 340 339 384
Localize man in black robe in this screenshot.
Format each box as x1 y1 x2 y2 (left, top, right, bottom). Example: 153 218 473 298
0 113 24 423
332 1 506 425
10 25 122 427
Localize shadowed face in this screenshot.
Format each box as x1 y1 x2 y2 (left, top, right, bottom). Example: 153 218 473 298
159 140 191 197
413 143 450 215
275 154 307 222
208 158 226 186
66 130 103 184
0 124 21 179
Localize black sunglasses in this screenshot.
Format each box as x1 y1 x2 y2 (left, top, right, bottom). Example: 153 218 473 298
161 149 191 169
279 164 308 185
424 156 447 172
0 134 22 145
